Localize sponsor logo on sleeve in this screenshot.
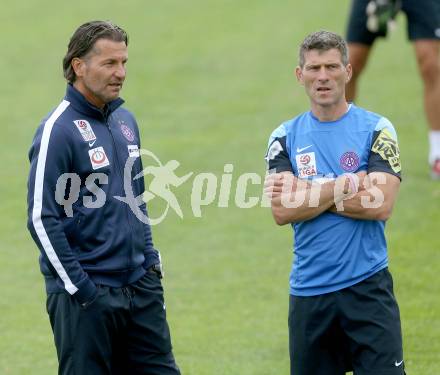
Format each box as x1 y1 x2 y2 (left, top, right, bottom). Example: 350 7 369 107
371 128 401 173
266 140 283 162
296 152 317 178
88 147 110 170
73 120 97 142
128 145 140 158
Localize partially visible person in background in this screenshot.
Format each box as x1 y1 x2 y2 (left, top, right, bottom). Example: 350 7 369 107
346 0 440 179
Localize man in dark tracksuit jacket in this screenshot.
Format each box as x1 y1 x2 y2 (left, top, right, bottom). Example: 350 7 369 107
27 21 180 374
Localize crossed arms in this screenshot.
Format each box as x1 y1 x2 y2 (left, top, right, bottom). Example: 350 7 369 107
264 171 400 225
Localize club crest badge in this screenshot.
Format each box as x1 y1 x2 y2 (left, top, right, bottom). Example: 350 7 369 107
340 151 359 172
120 122 135 142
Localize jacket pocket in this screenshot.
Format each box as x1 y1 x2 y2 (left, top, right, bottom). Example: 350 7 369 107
63 211 84 249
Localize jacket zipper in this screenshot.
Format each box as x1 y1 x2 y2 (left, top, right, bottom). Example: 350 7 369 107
106 115 134 275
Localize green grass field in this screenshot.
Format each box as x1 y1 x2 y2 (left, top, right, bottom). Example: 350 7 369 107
1 1 439 373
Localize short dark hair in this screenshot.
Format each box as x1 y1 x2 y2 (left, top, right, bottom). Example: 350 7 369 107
63 20 128 83
298 30 348 67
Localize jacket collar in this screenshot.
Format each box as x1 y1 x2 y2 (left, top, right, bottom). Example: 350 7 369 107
65 84 124 120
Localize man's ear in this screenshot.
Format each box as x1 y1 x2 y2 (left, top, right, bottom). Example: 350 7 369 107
345 63 353 83
295 66 304 85
71 57 86 79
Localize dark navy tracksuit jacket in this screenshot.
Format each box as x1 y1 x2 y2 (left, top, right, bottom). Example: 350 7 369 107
27 84 159 304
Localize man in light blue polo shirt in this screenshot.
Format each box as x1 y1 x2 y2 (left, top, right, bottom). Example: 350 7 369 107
265 30 405 375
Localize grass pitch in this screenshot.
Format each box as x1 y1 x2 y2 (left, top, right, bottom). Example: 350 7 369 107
0 1 439 373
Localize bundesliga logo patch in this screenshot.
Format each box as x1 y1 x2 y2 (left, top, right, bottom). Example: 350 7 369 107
73 120 96 142
88 147 110 170
296 152 317 178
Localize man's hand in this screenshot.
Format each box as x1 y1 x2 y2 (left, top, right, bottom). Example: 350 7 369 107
346 170 368 196
329 171 400 220
264 172 298 199
264 171 355 225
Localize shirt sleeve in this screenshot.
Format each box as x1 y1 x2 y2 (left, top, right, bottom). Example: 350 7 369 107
265 123 293 174
27 105 97 304
368 117 402 180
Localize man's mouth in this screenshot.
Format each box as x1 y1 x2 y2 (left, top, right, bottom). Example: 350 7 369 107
317 87 331 92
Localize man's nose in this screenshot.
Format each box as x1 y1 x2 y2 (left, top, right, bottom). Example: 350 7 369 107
114 64 126 79
317 67 329 81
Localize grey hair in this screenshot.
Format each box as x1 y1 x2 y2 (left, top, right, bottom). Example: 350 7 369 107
298 30 349 67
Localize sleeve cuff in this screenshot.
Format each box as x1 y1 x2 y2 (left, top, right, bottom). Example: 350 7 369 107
73 277 98 304
143 248 160 270
367 168 402 181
